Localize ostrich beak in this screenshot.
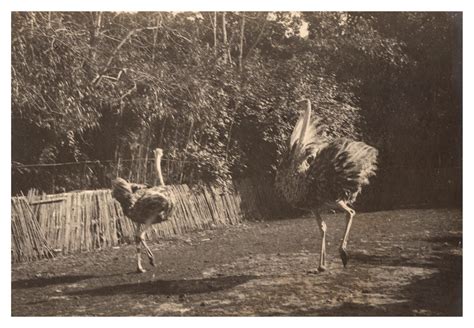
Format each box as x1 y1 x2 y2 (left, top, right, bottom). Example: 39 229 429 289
154 148 163 157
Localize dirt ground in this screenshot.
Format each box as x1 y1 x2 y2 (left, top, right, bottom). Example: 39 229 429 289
12 208 462 316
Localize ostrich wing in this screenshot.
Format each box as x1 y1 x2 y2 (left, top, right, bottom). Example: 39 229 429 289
130 182 153 193
131 187 174 223
306 138 378 204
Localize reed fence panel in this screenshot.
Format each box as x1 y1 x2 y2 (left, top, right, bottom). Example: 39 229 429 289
11 178 289 262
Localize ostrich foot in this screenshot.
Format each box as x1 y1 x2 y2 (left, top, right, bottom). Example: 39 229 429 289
149 257 156 267
307 266 327 274
340 248 349 267
137 266 147 273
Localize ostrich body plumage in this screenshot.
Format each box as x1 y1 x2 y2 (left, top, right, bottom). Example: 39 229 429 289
276 138 378 209
111 177 173 225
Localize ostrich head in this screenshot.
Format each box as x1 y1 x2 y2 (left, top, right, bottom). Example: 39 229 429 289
153 148 163 158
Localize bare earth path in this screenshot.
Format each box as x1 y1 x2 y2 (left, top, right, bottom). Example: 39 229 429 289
12 208 462 316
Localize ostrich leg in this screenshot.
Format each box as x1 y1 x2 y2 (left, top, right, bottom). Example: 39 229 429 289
314 210 327 272
135 223 156 273
135 223 146 273
139 223 156 267
337 200 356 267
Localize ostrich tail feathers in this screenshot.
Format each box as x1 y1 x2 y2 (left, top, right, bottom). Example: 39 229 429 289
111 177 132 196
111 177 134 214
289 114 305 148
289 113 326 152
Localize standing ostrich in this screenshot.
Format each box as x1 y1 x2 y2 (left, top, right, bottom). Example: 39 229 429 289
111 148 174 273
275 99 378 272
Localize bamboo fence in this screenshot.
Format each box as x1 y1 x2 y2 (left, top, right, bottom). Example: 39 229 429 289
11 178 292 262
11 197 54 262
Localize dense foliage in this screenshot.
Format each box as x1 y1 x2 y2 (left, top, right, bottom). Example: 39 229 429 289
12 12 461 209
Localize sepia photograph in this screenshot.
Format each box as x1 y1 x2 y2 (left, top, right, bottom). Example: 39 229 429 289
9 7 463 317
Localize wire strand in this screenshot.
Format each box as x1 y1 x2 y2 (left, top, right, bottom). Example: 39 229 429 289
12 157 197 168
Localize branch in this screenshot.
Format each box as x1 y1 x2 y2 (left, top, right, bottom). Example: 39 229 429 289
244 18 268 61
161 25 192 43
233 12 264 21
92 26 160 86
119 81 137 100
101 69 126 82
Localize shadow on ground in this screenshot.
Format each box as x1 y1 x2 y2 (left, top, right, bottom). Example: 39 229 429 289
291 234 462 316
349 252 422 268
12 275 96 290
422 235 462 247
305 259 461 316
68 274 256 297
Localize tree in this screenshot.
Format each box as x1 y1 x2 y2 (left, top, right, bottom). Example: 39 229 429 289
12 12 462 210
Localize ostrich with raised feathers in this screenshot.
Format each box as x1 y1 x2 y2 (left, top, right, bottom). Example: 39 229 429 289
275 99 378 272
111 148 174 273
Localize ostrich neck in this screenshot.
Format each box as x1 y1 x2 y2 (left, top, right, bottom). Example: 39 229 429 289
155 155 165 186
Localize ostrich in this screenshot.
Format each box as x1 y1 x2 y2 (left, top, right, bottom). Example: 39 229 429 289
111 148 174 273
275 99 378 272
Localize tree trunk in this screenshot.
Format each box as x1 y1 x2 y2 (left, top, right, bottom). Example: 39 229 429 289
185 118 194 148
87 12 101 79
159 116 167 146
213 12 217 54
152 14 160 67
239 14 245 72
96 12 102 34
222 12 228 63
